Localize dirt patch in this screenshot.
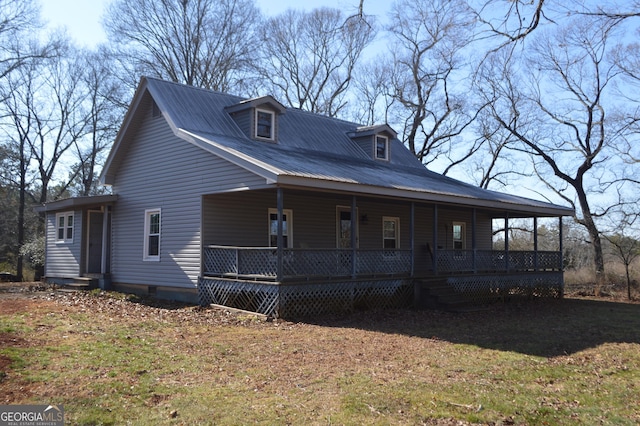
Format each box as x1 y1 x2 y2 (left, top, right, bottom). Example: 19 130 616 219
0 332 29 348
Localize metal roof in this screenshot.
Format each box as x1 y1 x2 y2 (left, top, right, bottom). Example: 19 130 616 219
102 77 574 217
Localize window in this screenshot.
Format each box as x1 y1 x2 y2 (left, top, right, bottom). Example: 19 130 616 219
56 212 74 243
144 209 161 261
383 217 400 250
255 109 274 140
268 209 292 248
375 135 389 160
453 222 466 250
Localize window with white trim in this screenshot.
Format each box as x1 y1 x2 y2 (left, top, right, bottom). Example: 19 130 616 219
144 209 161 261
56 212 74 243
268 209 292 248
375 135 389 160
453 222 466 250
383 217 400 249
255 109 275 140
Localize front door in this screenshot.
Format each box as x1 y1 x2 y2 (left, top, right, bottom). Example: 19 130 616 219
337 206 358 248
86 210 104 274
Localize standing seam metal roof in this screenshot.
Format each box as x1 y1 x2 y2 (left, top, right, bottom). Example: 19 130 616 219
104 77 574 217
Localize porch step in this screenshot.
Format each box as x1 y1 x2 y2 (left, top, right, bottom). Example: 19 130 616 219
416 280 476 312
56 277 99 292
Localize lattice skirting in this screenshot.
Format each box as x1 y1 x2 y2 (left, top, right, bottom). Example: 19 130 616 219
198 277 413 318
447 273 563 304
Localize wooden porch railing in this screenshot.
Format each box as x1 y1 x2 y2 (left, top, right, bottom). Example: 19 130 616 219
203 246 562 280
203 245 412 280
436 249 562 273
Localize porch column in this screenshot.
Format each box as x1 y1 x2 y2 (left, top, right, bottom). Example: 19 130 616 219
533 216 539 271
433 204 438 275
410 202 415 277
101 206 109 274
504 213 510 271
559 216 564 271
277 188 284 281
472 208 477 273
351 195 357 278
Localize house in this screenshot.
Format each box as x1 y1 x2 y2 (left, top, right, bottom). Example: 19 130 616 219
37 77 574 317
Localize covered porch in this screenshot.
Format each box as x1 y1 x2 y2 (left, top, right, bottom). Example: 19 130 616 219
198 187 568 317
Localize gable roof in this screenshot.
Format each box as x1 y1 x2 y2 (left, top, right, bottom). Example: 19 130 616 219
101 77 573 217
224 95 286 115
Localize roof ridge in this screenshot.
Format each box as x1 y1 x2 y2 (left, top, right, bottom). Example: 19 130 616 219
143 76 244 102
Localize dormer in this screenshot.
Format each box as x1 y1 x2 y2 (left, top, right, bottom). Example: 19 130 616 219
225 95 286 143
348 124 398 162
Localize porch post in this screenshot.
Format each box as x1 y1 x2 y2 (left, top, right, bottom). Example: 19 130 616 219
101 206 109 274
351 195 357 278
410 202 415 277
472 208 477 273
277 188 284 281
558 216 564 271
433 204 438 275
504 213 510 271
533 216 539 271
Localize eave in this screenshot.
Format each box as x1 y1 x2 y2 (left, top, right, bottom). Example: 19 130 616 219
34 195 118 213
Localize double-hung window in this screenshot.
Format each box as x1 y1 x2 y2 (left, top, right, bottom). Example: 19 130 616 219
453 222 466 250
144 209 161 261
375 135 389 160
256 109 274 140
56 212 74 243
383 217 400 253
268 209 292 248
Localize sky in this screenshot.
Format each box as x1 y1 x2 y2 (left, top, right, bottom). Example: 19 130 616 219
41 0 391 47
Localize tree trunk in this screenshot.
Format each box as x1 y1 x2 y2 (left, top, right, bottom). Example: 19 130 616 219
626 263 632 300
577 190 605 296
16 147 26 282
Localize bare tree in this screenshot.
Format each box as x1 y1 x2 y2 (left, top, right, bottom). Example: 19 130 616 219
255 7 375 117
0 0 43 82
469 110 531 190
479 17 632 294
104 0 262 93
387 0 481 171
603 231 640 301
69 48 127 196
0 37 94 279
473 0 549 49
349 59 396 126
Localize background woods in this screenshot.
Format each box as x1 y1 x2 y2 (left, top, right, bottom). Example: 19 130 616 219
1 0 639 297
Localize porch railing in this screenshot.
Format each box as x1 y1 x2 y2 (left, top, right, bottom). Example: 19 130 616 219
203 245 562 280
203 245 412 280
436 249 562 273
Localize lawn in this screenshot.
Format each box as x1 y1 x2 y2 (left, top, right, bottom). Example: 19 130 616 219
1 285 639 425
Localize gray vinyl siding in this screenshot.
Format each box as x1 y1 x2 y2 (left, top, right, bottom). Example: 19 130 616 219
44 210 83 277
110 105 267 289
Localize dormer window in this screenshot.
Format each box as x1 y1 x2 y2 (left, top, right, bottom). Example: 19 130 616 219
349 124 397 161
226 96 285 143
375 135 389 161
256 109 274 140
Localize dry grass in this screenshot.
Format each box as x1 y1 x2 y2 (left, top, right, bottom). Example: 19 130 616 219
1 283 639 425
